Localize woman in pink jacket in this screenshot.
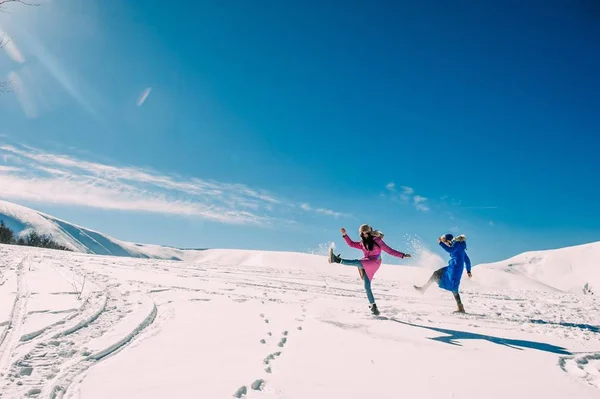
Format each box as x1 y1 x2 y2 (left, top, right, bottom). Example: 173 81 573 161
328 224 411 315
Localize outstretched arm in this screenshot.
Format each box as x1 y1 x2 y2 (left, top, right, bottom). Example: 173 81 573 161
465 252 472 274
439 241 453 253
343 234 363 250
375 237 407 258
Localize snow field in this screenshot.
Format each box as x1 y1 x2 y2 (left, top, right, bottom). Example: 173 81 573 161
0 246 158 398
0 243 598 398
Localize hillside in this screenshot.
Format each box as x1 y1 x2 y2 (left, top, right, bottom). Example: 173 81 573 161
0 200 202 261
475 242 599 295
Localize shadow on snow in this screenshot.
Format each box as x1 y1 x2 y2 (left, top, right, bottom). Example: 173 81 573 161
385 318 572 355
529 319 599 334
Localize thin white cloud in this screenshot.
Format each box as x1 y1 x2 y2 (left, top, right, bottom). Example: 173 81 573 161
401 186 414 195
0 143 348 225
300 203 312 211
415 203 430 212
385 184 429 212
315 208 344 218
0 173 263 224
298 202 348 218
490 220 494 226
33 165 71 176
3 143 284 207
413 195 427 204
413 195 430 212
0 165 22 172
136 87 151 107
0 145 276 224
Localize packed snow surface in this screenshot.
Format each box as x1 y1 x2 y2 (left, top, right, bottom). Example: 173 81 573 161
0 241 599 398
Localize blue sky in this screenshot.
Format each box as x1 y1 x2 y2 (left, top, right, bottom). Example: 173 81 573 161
0 0 598 265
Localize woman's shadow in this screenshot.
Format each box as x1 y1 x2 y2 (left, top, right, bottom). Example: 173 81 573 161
383 318 573 355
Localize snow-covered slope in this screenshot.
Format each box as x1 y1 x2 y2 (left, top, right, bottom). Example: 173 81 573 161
0 200 600 300
475 242 600 295
0 244 598 398
0 200 202 260
2 199 599 298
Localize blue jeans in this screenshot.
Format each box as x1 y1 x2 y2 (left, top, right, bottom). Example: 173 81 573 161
341 259 376 304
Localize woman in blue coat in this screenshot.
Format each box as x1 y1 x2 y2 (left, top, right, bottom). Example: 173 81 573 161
414 233 472 313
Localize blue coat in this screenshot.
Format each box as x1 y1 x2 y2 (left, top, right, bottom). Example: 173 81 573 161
438 239 471 292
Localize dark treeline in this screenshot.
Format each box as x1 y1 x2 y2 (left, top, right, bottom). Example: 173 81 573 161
0 220 73 252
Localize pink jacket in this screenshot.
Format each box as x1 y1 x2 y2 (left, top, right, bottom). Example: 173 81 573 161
343 234 407 281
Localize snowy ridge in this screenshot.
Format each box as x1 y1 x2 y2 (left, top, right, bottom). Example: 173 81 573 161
0 200 202 260
475 241 600 295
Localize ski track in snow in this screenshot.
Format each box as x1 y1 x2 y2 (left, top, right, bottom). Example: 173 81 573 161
0 254 30 376
0 250 161 399
0 245 599 398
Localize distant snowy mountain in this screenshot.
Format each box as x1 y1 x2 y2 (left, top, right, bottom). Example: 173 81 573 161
0 200 203 260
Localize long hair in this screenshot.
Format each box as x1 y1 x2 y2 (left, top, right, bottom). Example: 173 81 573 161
359 224 383 250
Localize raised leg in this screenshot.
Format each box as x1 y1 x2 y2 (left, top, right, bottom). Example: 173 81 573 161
414 267 445 294
340 259 363 267
339 259 367 280
328 249 363 268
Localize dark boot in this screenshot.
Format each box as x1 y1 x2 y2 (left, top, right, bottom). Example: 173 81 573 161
370 303 380 315
328 248 341 264
453 291 465 313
